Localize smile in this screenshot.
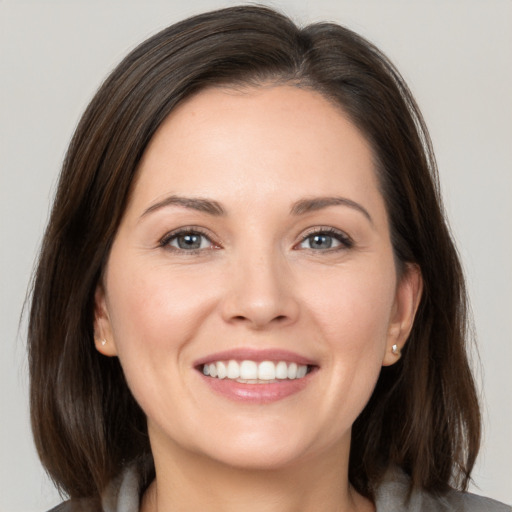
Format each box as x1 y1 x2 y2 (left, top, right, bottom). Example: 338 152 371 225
202 360 310 382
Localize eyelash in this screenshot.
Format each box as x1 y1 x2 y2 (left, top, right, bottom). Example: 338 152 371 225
296 227 354 252
159 227 219 254
159 226 354 254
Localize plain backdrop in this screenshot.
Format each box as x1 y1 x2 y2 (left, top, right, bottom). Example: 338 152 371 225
1 1 511 510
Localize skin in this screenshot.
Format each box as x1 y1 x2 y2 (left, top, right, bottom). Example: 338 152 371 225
94 85 422 512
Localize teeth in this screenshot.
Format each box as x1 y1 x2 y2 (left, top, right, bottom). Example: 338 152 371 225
287 362 297 379
275 361 288 379
203 360 310 382
297 365 307 378
227 360 240 379
258 361 275 380
240 360 258 380
217 361 227 379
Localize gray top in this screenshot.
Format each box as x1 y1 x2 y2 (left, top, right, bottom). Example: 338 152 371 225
49 465 511 512
375 468 511 512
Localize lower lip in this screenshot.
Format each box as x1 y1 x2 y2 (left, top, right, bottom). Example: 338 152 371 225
200 372 314 403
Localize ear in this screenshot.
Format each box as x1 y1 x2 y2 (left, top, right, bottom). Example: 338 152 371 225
382 263 423 366
93 283 118 357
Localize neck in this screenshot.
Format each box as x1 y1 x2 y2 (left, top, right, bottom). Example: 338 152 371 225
141 433 373 512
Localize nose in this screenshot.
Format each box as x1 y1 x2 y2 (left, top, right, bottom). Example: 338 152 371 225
220 249 299 330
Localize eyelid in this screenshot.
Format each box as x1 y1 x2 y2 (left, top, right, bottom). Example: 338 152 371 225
158 226 220 251
157 225 353 252
295 226 354 250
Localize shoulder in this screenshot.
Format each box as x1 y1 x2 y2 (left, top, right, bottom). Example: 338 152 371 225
412 489 511 512
46 462 142 512
46 500 97 512
375 468 511 512
447 492 512 512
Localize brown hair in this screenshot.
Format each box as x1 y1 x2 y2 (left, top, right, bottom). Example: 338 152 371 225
28 4 480 503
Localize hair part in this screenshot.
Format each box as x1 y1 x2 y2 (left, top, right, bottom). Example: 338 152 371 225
28 4 480 502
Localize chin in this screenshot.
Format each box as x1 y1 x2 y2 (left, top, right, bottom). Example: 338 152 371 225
190 424 336 472
206 444 309 471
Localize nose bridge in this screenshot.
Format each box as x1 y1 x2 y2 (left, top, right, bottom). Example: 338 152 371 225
221 236 298 328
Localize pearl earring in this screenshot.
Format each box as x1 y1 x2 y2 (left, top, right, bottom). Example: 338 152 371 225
391 344 400 356
101 339 107 346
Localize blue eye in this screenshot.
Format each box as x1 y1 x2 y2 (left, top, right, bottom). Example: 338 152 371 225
162 230 214 251
298 229 352 251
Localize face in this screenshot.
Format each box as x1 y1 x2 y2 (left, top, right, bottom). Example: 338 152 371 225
95 85 421 472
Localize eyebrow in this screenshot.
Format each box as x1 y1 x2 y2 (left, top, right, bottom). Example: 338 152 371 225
140 194 372 224
140 195 225 219
290 196 373 224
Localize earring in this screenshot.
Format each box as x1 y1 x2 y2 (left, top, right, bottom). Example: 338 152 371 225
391 344 400 356
101 339 107 346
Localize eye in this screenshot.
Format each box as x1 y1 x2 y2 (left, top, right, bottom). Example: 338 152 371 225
160 229 217 252
297 228 353 251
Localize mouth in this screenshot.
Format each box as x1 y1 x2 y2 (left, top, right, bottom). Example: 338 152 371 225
200 359 314 383
194 349 318 402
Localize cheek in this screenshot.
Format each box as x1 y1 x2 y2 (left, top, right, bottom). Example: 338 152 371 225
104 260 217 362
305 262 397 351
102 261 221 421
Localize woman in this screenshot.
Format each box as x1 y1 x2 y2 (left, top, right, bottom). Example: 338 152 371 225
28 5 510 512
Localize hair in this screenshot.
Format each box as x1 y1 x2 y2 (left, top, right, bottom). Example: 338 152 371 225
28 4 480 504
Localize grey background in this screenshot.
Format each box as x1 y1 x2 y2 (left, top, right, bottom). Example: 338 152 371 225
1 0 511 510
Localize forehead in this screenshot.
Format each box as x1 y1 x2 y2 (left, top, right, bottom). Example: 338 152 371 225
128 85 383 219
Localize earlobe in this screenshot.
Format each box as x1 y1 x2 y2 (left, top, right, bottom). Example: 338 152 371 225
382 263 423 366
93 284 118 357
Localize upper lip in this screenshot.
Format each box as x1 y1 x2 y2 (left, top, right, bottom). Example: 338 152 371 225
193 348 317 368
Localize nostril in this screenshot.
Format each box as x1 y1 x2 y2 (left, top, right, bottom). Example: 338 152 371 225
229 313 290 328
